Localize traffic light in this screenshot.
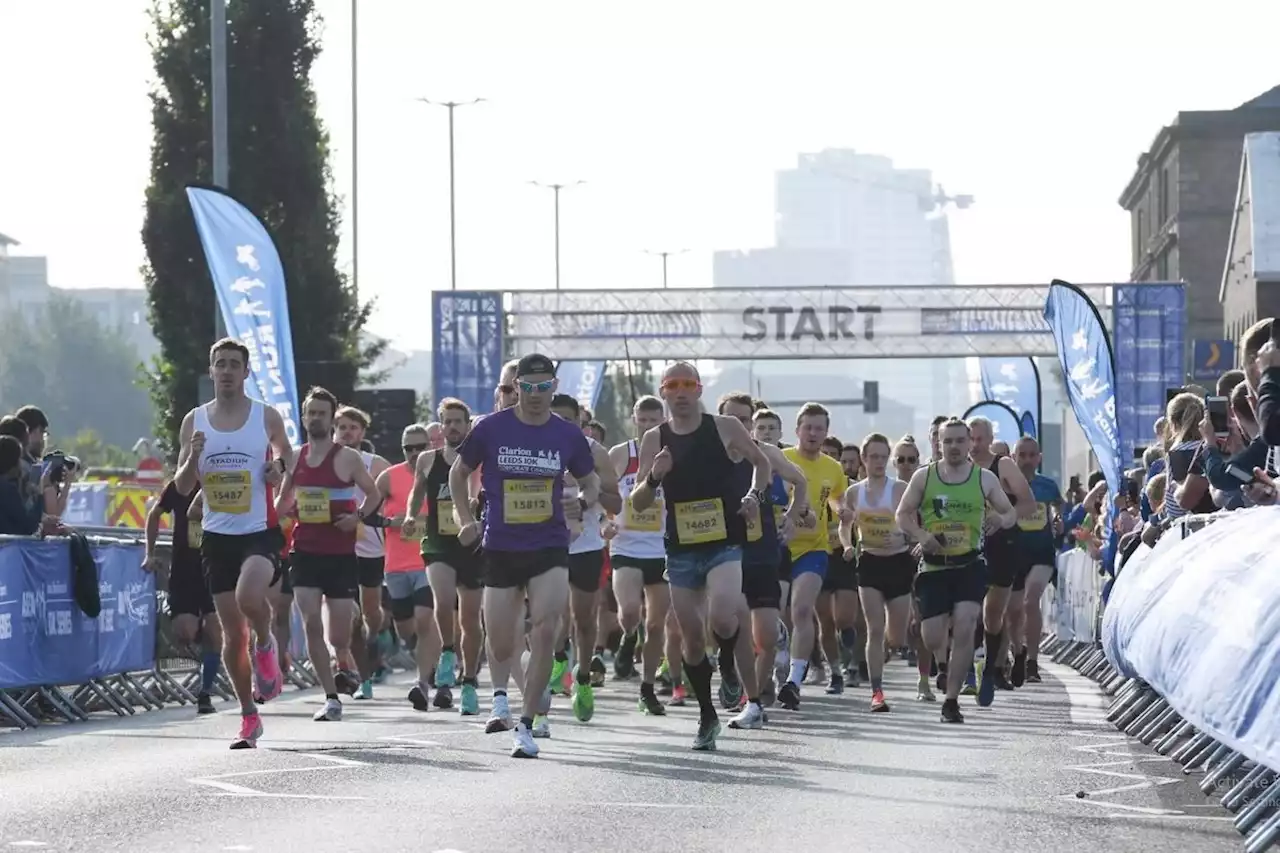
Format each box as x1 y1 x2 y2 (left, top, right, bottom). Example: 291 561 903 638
863 381 879 414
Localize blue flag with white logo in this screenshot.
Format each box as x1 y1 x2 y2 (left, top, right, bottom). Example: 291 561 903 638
978 358 1039 439
556 361 608 413
1044 279 1122 572
186 186 302 446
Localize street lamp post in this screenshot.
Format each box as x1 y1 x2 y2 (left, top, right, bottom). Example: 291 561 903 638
417 97 485 290
529 181 585 290
643 248 689 289
211 0 229 338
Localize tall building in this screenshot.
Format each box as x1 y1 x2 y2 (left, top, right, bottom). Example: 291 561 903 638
1221 132 1280 340
708 148 969 441
1119 84 1280 352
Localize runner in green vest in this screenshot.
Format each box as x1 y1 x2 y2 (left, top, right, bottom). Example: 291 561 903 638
895 418 1017 724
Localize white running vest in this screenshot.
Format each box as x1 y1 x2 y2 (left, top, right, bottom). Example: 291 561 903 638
195 399 271 536
355 451 385 558
856 477 907 556
610 440 666 560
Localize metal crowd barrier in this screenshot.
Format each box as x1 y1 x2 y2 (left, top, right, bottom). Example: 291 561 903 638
1042 515 1280 852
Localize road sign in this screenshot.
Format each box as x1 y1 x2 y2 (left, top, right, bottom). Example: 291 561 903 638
1191 338 1234 381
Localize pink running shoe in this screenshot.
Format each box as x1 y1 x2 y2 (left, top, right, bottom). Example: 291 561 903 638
252 635 283 702
231 713 263 749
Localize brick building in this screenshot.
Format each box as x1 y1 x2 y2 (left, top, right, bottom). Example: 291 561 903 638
1221 132 1280 344
1119 85 1280 353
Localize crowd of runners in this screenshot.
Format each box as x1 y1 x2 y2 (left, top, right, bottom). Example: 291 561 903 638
143 337 1066 756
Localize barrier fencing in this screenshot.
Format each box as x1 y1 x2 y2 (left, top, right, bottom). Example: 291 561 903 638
1045 507 1280 853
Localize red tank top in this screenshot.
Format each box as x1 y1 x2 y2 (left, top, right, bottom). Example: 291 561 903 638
290 443 359 555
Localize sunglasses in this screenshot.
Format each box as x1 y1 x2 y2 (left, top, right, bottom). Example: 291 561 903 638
895 456 919 464
518 379 555 393
403 444 428 454
661 378 700 392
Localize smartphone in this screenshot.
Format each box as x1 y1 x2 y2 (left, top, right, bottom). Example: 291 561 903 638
1206 396 1230 438
1226 464 1256 485
1168 447 1195 481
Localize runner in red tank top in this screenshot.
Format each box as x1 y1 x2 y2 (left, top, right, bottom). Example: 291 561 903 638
274 387 382 722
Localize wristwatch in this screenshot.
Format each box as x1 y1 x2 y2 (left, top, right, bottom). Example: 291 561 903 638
746 488 767 505
645 473 661 489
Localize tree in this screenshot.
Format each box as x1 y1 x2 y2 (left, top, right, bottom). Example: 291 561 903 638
0 295 153 449
141 0 383 457
62 430 137 469
593 361 657 443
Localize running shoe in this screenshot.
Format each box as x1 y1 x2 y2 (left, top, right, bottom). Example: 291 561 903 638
961 668 978 697
334 669 360 696
486 694 512 733
313 697 343 722
940 697 964 723
531 715 551 738
196 693 216 715
994 668 1014 692
668 684 688 707
870 689 889 713
728 702 764 730
639 688 666 716
437 650 458 688
1025 659 1042 683
251 635 282 702
459 682 480 716
777 680 801 711
433 684 454 709
230 712 263 749
825 673 845 695
759 682 776 708
718 670 744 710
1011 649 1027 687
408 684 431 712
572 680 595 722
511 721 539 758
614 633 639 678
589 654 608 688
977 662 996 707
549 657 570 695
916 676 936 702
692 717 721 751
354 680 373 700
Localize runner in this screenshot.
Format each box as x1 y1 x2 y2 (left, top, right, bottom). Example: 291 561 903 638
449 354 599 758
777 404 849 711
145 482 220 715
631 362 768 750
820 439 862 693
334 406 392 700
275 387 383 723
1007 436 1063 686
173 337 293 749
551 393 623 725
966 416 1035 706
380 423 447 713
609 395 671 714
716 392 809 731
839 433 915 711
891 435 934 698
895 418 1017 723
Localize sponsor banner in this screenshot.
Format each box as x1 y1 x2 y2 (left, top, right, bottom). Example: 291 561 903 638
1112 284 1185 464
977 357 1040 439
1192 337 1234 381
432 291 504 418
556 361 607 413
508 285 1110 360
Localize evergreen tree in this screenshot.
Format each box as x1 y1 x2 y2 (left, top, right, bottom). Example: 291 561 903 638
141 0 382 456
594 361 658 442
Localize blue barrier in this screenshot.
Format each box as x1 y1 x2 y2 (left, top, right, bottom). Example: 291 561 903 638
0 538 156 691
1102 506 1280 773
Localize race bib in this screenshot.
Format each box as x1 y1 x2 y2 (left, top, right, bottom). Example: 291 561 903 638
204 470 251 514
504 479 553 524
927 520 970 556
295 487 332 525
857 510 895 550
673 498 727 545
745 511 764 543
625 499 663 533
1018 502 1049 532
187 519 203 549
436 500 461 536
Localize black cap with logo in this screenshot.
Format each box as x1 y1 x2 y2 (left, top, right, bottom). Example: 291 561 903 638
515 353 556 378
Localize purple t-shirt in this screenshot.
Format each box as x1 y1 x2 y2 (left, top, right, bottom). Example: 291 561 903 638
459 408 595 551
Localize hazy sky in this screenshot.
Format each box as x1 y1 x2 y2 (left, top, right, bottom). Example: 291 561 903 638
2 0 1279 349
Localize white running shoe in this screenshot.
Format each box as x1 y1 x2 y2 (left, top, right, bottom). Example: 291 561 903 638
313 698 342 722
485 694 512 733
511 721 539 758
728 701 765 730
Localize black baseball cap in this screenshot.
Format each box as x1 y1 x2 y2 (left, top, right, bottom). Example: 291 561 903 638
516 354 556 378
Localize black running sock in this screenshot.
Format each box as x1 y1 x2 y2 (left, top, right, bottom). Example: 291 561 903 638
554 649 568 663
520 715 534 730
461 676 478 687
684 655 717 721
442 644 456 654
640 681 656 697
493 689 507 698
576 667 590 685
984 631 1002 667
715 630 739 678
325 692 339 701
593 645 605 658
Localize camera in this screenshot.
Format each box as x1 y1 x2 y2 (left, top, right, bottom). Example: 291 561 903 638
43 450 81 484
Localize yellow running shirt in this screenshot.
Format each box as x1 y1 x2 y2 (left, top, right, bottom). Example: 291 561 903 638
782 448 848 561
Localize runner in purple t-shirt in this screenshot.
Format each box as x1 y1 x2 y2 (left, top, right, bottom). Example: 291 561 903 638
449 353 598 758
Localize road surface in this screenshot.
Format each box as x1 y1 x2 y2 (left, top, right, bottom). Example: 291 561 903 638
0 660 1242 852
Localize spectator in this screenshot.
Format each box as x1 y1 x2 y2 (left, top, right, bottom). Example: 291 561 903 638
0 435 44 536
1217 369 1246 398
1146 472 1167 517
13 405 48 463
584 420 606 444
1254 324 1280 475
1200 319 1276 506
1163 393 1215 519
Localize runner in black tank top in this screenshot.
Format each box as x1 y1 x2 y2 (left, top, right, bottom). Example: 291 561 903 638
659 415 747 551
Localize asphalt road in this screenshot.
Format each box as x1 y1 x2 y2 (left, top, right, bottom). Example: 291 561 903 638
0 659 1244 853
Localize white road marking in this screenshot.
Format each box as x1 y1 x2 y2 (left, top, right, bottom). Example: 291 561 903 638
578 802 723 809
188 778 367 800
189 751 370 797
222 846 254 851
1103 813 1236 822
1046 662 1110 726
7 843 50 849
377 735 443 747
1062 796 1184 816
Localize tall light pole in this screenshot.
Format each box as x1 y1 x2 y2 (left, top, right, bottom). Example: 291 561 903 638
529 180 585 290
211 0 229 338
351 0 359 298
643 248 688 289
417 97 485 290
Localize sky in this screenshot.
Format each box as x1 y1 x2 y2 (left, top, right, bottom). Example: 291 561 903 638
2 0 1280 350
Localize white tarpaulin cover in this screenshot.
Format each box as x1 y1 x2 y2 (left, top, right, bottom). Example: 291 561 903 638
1102 506 1280 768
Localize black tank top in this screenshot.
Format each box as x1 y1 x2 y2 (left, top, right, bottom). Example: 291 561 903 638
733 455 777 556
986 454 1017 548
659 414 745 553
421 450 459 555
